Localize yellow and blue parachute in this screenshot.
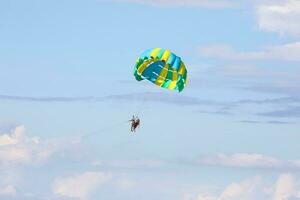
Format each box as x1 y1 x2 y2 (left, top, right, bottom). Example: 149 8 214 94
134 48 187 92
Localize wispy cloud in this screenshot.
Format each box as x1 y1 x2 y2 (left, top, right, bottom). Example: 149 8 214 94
92 159 166 169
110 0 236 8
91 153 300 171
212 64 300 81
0 93 216 106
0 95 102 102
199 42 300 61
258 106 300 118
238 120 261 124
0 185 16 196
196 153 300 170
238 120 294 124
106 92 220 106
257 0 300 37
112 93 300 119
0 92 228 107
236 97 300 119
244 84 300 96
198 110 234 115
237 97 300 105
266 120 295 124
2 93 300 119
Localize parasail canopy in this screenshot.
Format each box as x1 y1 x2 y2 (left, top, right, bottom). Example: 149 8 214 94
134 48 187 92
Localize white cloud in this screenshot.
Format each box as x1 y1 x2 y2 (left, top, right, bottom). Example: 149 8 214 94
197 153 300 170
185 174 300 200
92 159 166 168
0 126 40 165
0 185 16 196
0 126 26 146
273 174 297 200
199 42 300 61
114 178 136 190
185 177 262 200
219 177 261 200
0 125 85 199
111 0 236 8
196 194 217 200
0 125 82 166
53 171 112 200
257 0 300 36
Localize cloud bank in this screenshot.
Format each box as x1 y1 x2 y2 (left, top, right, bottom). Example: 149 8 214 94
186 173 300 200
0 126 81 166
53 171 112 200
197 153 300 170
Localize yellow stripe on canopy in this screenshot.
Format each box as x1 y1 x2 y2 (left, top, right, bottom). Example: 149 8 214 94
150 48 161 59
178 63 186 75
137 59 153 75
167 81 177 90
161 50 171 62
155 64 169 86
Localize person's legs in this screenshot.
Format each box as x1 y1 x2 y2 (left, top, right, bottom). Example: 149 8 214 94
133 123 138 132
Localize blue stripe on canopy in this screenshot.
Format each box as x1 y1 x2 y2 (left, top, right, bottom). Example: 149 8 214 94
173 57 181 70
167 53 176 65
141 61 165 83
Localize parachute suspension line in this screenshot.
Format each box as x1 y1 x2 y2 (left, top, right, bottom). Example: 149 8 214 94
131 48 188 131
135 86 150 118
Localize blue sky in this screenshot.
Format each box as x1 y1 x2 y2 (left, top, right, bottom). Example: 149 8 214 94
1 0 300 199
